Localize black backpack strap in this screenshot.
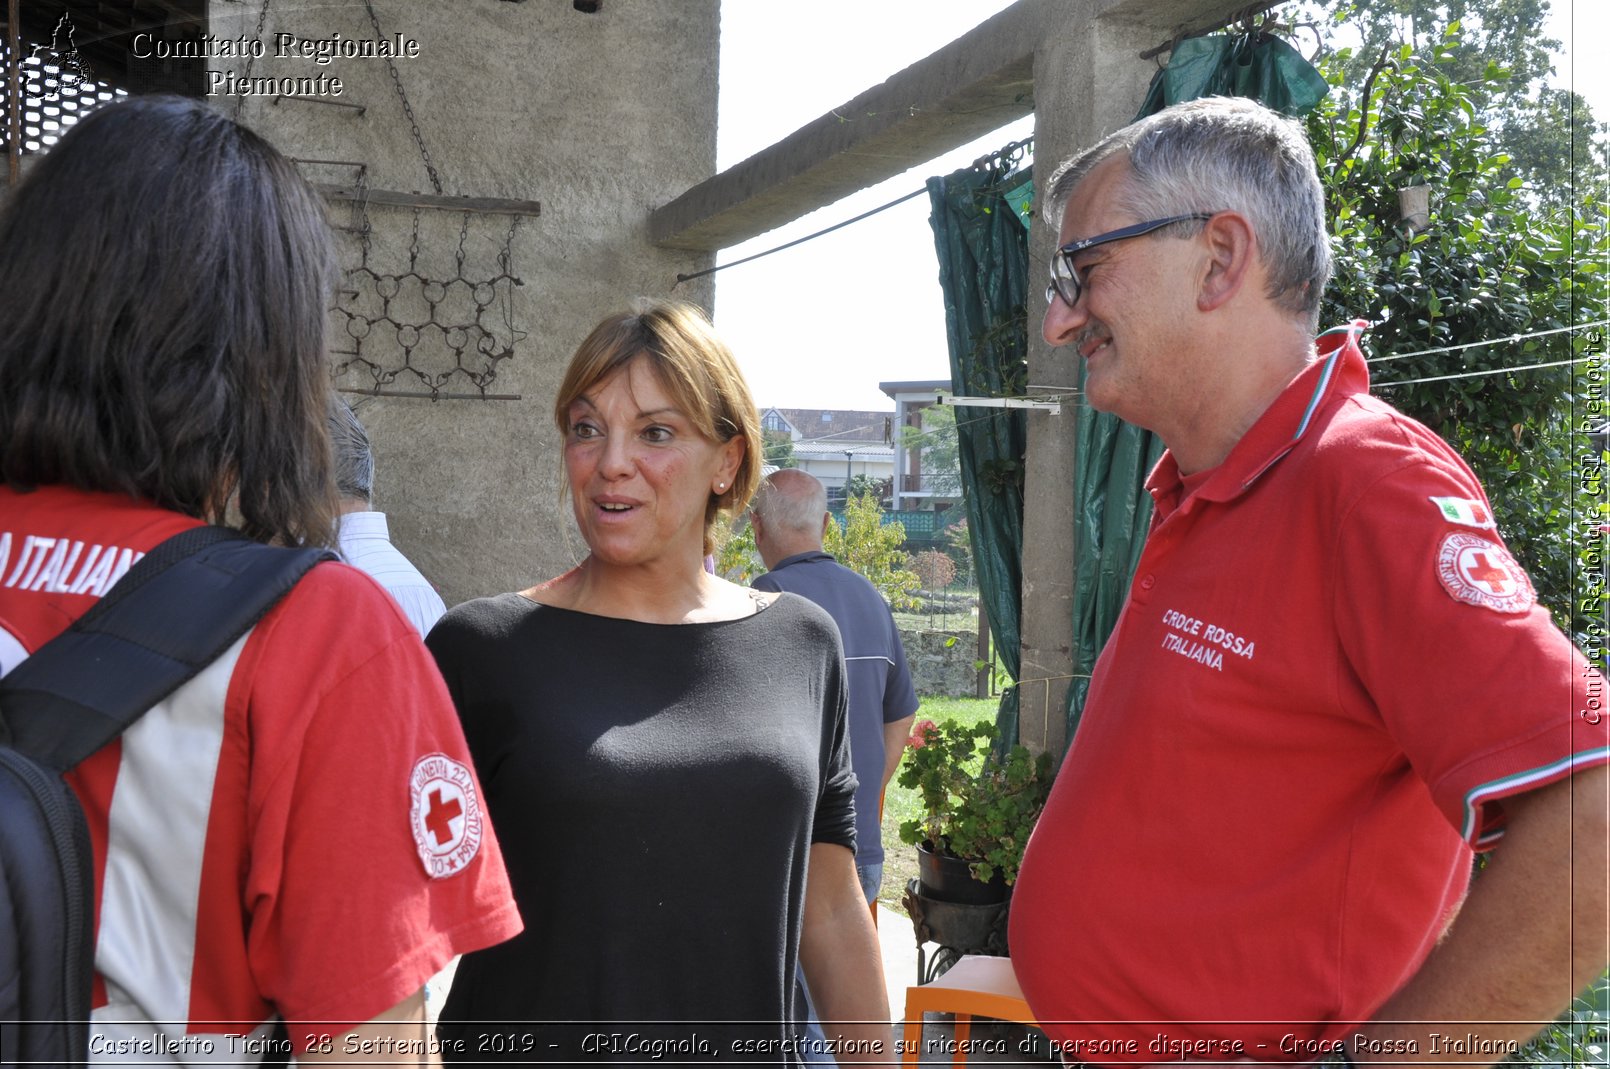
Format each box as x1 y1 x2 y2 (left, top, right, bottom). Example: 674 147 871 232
0 525 335 772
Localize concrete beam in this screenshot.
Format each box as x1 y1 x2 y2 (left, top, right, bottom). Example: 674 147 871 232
649 0 1045 252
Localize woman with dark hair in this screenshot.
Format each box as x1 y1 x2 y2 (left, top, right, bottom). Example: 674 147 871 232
0 96 520 1063
426 300 890 1063
0 96 337 547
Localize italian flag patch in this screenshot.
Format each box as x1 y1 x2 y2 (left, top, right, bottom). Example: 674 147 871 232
1430 496 1495 529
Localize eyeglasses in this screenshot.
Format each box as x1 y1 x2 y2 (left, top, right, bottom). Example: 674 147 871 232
1045 213 1216 308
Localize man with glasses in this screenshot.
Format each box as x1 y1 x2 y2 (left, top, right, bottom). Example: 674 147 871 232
1010 96 1607 1067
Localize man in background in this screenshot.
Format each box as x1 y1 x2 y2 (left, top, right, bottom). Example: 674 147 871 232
329 398 447 637
751 468 918 904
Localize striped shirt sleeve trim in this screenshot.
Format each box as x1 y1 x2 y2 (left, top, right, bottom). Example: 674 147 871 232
1460 747 1610 844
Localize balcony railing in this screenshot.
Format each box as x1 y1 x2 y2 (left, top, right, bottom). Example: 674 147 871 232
899 473 961 496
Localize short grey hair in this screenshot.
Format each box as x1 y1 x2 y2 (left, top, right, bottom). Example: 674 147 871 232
1046 96 1332 329
327 397 374 502
751 469 827 535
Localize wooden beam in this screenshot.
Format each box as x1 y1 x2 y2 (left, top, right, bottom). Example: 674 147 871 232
314 183 541 218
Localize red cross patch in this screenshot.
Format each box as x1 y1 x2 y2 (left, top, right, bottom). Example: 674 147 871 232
408 754 484 879
1435 532 1534 614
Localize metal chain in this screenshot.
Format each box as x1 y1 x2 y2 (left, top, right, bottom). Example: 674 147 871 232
407 207 421 274
232 0 272 122
355 166 372 267
361 0 443 194
455 211 470 276
500 215 523 339
499 214 520 275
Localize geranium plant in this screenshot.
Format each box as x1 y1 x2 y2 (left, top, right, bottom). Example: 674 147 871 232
897 717 1052 885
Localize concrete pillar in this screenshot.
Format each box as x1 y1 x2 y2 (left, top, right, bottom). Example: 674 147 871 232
208 0 719 605
1018 0 1239 758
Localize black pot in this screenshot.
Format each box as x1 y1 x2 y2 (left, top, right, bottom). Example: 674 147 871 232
916 841 1009 905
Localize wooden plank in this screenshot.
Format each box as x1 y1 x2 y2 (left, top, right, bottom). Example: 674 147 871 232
313 182 541 217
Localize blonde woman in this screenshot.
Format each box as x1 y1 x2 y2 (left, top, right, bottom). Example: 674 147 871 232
427 301 888 1063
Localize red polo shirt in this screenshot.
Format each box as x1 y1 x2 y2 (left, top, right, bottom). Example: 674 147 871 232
1010 324 1608 1064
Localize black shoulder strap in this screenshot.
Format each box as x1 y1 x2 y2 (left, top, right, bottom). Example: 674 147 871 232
0 525 335 772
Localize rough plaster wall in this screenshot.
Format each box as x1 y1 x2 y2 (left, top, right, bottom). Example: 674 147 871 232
209 0 718 606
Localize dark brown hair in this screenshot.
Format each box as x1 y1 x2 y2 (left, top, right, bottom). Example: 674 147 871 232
0 95 340 546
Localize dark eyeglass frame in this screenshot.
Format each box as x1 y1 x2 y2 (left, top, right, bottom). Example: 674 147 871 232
1045 213 1216 308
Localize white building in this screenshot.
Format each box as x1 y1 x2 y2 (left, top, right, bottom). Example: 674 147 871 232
758 407 894 502
879 379 963 514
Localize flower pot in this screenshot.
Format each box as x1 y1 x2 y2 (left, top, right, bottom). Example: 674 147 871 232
916 842 1009 905
902 879 1011 983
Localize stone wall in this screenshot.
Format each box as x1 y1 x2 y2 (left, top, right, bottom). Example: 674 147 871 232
899 628 980 698
210 0 719 605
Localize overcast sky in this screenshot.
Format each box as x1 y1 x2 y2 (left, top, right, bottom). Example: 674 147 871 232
710 0 1608 413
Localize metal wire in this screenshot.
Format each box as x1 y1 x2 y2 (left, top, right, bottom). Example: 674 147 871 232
325 171 528 401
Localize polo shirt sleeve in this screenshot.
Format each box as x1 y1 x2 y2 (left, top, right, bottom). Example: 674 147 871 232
238 566 522 1046
1331 457 1609 847
812 619 858 853
883 612 920 723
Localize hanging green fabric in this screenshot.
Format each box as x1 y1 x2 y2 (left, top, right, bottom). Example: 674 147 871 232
1067 401 1166 738
926 160 1031 751
1062 32 1328 745
1002 173 1035 231
1133 32 1330 118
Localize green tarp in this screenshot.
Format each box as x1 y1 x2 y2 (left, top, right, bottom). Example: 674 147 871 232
926 158 1031 749
1134 33 1329 118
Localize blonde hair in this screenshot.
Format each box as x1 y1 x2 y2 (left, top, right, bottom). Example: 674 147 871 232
554 300 761 555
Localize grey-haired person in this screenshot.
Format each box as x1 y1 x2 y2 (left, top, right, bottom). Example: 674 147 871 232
1011 95 1607 1066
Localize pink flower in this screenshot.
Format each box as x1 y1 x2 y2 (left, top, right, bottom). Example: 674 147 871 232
907 719 938 750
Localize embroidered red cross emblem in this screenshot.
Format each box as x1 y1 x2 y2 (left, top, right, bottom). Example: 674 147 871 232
424 789 463 845
1464 552 1513 594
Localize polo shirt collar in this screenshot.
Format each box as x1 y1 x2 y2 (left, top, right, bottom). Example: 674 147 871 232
768 549 836 572
1147 321 1370 521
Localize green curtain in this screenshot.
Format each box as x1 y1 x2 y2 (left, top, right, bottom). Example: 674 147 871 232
1066 393 1166 740
1062 32 1328 744
926 156 1031 749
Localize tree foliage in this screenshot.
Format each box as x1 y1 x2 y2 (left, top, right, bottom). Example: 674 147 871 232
1305 21 1606 639
825 491 921 610
845 473 891 506
944 517 976 586
714 515 761 585
1308 0 1606 210
761 429 798 469
912 548 958 590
